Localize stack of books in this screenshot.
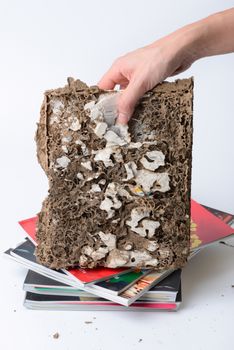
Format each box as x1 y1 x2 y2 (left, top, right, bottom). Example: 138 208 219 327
4 200 234 311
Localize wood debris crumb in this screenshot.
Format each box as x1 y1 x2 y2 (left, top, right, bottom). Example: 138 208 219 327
53 332 60 339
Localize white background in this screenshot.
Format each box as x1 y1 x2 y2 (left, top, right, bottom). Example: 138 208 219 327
0 1 234 349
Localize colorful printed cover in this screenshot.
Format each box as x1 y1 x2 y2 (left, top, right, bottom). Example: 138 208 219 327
190 200 234 250
93 270 150 295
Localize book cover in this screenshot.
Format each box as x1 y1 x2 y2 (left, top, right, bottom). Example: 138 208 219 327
190 200 234 249
91 269 150 295
202 205 234 228
147 269 181 293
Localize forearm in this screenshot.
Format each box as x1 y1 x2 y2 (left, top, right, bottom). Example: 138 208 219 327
99 7 234 123
175 8 234 60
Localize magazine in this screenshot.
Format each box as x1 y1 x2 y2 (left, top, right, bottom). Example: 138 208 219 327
23 268 181 302
5 201 234 306
23 286 182 311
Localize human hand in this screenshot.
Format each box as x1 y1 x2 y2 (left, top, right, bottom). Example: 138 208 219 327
98 33 196 124
98 8 234 124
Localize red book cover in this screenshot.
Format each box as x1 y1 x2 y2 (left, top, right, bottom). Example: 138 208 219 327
19 217 37 243
60 301 177 310
190 200 234 249
67 267 127 284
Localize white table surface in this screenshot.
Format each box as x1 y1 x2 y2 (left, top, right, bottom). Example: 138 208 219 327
0 1 233 349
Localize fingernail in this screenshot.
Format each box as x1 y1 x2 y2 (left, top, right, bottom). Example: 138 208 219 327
117 113 129 124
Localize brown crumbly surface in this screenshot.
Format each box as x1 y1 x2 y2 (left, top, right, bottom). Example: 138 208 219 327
35 77 193 270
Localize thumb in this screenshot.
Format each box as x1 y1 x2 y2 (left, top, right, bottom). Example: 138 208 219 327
117 78 148 124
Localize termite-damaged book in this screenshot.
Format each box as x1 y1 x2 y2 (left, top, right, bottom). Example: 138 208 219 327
35 77 193 270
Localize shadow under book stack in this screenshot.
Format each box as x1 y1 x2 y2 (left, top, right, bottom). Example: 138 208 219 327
4 200 234 311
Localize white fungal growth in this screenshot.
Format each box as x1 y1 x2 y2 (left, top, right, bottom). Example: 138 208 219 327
98 179 106 185
84 100 95 111
49 100 64 124
99 183 122 219
116 185 133 200
124 242 133 251
129 250 158 267
86 173 101 182
100 198 116 218
93 148 114 167
81 246 94 256
133 219 160 238
77 172 84 180
81 160 92 171
126 208 160 237
62 136 72 143
91 247 109 260
140 150 165 171
112 147 123 163
85 93 118 125
49 99 64 124
61 145 68 153
105 248 159 268
106 249 130 268
79 255 88 266
144 240 159 252
68 115 81 131
112 218 120 224
99 182 132 218
98 231 116 250
81 245 109 261
104 130 127 147
94 122 108 138
75 139 89 156
135 170 170 193
147 221 161 238
128 142 143 149
126 208 150 231
51 100 64 114
56 156 70 168
84 93 131 168
123 161 137 181
90 184 102 192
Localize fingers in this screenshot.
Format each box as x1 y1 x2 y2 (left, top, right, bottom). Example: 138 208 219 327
117 77 148 124
98 74 116 90
98 63 126 90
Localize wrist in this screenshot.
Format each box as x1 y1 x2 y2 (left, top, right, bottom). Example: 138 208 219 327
172 21 207 62
149 22 205 65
